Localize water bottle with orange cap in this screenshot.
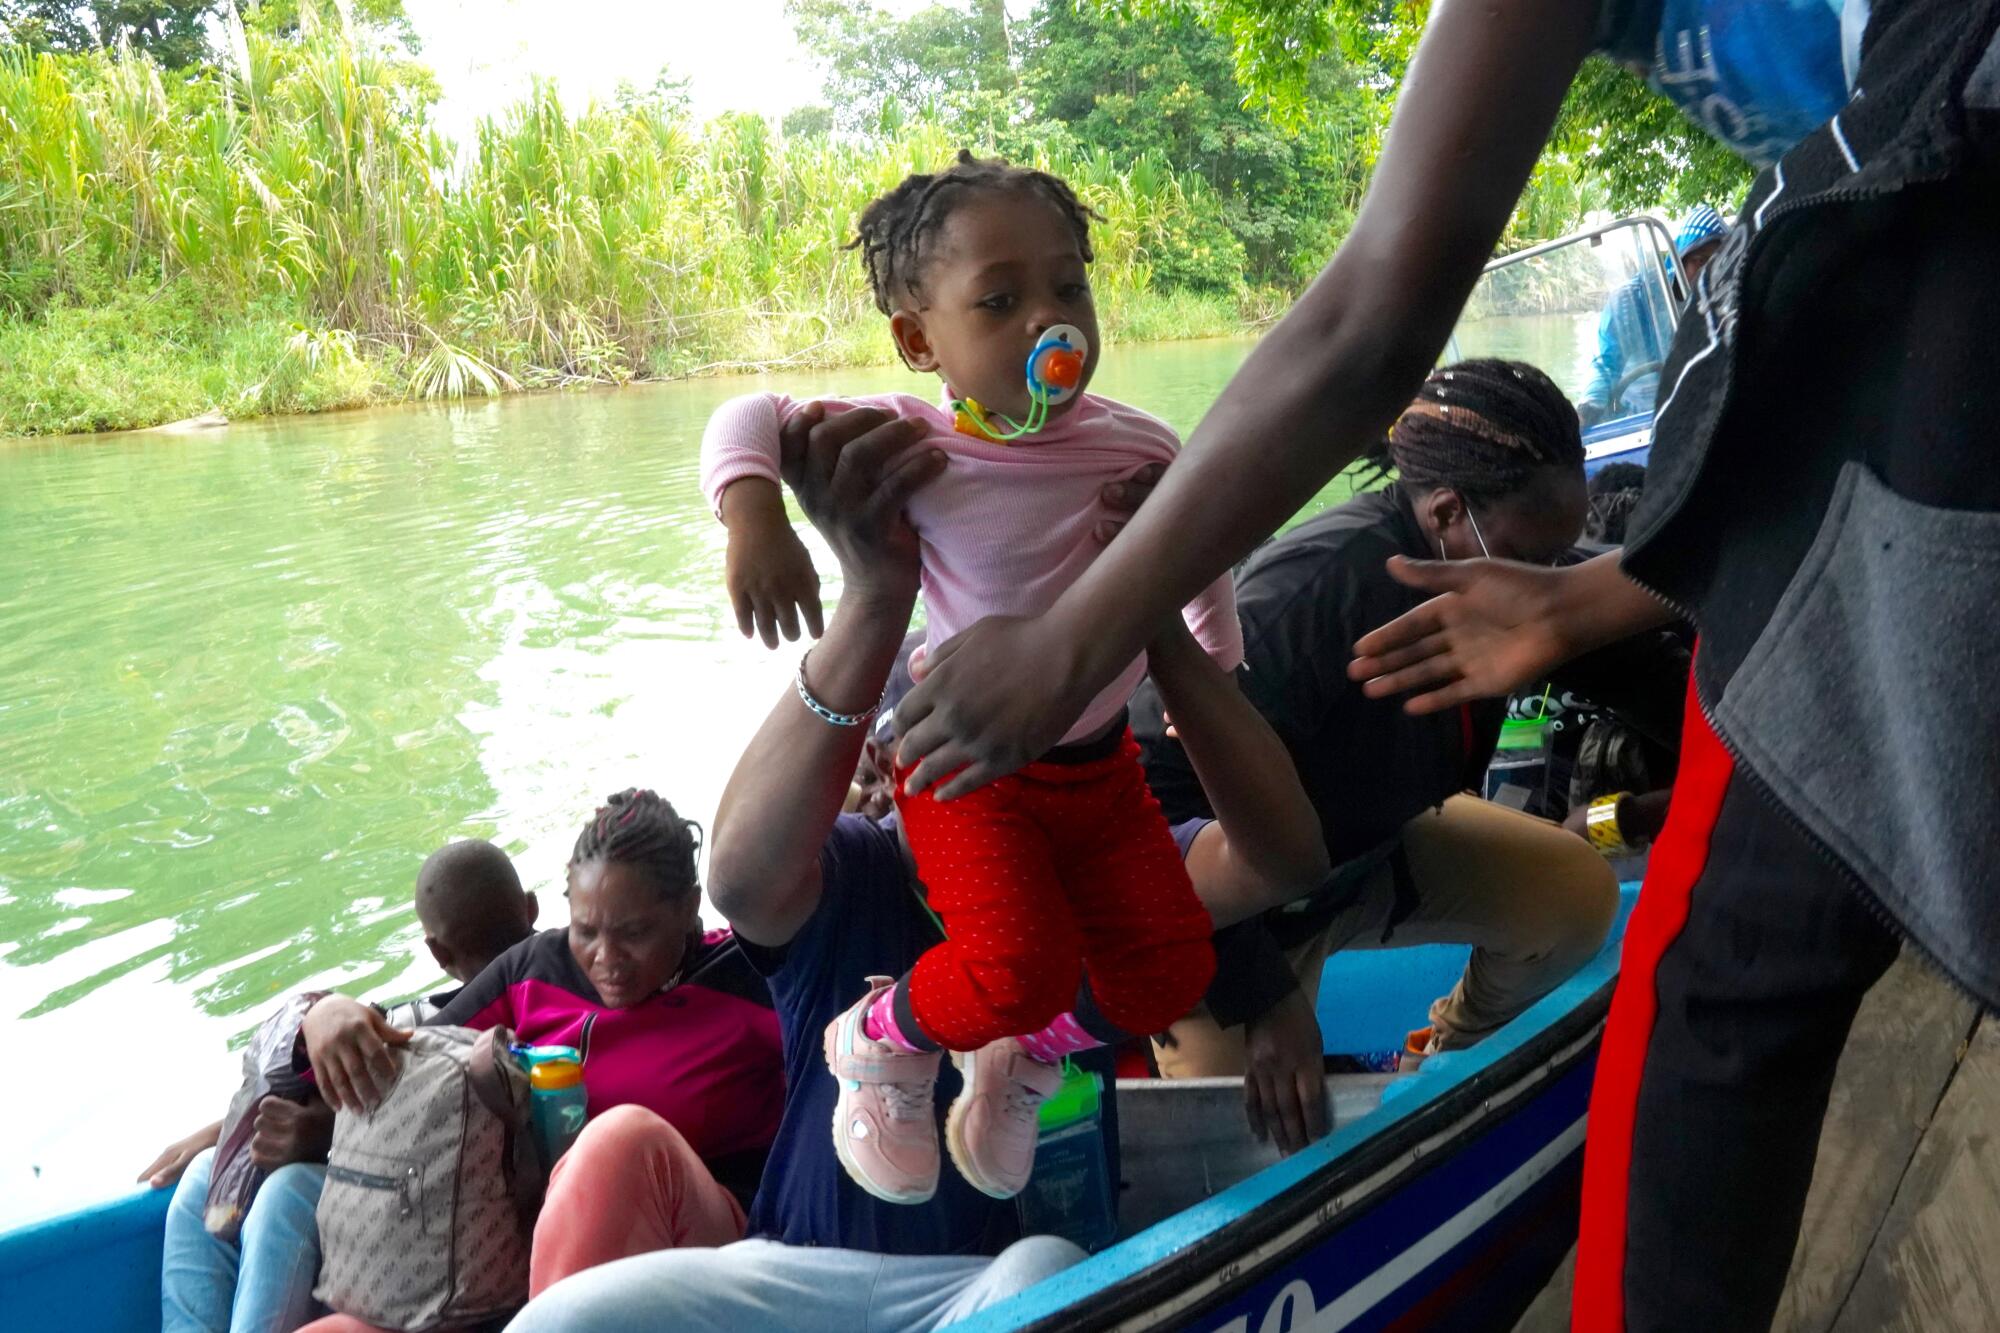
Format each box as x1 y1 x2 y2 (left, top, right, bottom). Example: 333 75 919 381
514 1044 589 1168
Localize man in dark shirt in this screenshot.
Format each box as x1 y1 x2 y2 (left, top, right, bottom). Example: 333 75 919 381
1136 365 1619 1139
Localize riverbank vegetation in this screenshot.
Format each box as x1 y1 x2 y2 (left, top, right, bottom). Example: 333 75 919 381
0 0 1749 436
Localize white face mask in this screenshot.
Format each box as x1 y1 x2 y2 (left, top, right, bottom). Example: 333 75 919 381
1437 499 1494 561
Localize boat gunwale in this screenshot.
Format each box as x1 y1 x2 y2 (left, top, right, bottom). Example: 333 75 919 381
992 959 1624 1332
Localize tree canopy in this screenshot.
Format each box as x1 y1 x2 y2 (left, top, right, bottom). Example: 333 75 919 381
1099 0 1753 210
1020 3 1376 284
0 1 217 66
786 0 1752 290
0 0 415 67
785 0 1014 134
789 0 1388 288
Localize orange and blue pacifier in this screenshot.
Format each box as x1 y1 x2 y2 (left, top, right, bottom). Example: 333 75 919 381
1026 324 1088 406
953 324 1091 441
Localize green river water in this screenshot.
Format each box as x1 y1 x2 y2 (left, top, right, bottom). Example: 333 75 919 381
0 316 1592 1224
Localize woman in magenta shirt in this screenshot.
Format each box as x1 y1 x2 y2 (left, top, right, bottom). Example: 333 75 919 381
297 788 784 1329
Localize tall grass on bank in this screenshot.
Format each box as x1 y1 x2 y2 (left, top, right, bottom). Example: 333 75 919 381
0 10 1251 436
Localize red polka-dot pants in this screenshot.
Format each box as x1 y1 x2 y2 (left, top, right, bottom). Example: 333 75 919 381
894 731 1216 1051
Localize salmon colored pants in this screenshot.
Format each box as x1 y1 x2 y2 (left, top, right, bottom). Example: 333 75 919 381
296 1105 745 1332
894 732 1217 1049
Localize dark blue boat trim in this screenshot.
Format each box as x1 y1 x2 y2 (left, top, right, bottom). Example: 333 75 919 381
960 889 1635 1332
1190 1057 1595 1332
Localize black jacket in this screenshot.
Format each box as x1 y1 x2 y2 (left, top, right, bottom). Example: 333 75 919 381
1136 488 1504 1026
1139 488 1500 863
1625 0 2000 1006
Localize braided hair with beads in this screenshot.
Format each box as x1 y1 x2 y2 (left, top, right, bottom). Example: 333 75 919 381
848 150 1102 316
1367 358 1584 505
568 788 702 903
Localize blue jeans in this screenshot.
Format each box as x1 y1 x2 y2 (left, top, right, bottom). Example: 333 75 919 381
505 1235 1084 1333
162 1148 327 1333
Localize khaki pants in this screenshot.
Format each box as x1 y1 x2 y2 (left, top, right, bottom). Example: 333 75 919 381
1156 795 1619 1075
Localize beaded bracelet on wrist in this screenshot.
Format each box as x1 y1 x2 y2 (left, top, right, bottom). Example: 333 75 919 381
794 648 887 728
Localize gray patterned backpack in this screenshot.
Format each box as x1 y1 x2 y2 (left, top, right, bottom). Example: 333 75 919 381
314 1025 544 1331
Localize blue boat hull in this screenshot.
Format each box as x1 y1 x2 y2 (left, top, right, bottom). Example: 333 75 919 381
0 1180 171 1333
964 1001 1606 1332
1159 1042 1594 1332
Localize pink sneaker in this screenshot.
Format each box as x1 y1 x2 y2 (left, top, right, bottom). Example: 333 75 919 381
945 1037 1064 1200
823 976 941 1205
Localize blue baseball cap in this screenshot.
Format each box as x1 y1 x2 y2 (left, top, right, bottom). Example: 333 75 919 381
1675 203 1726 254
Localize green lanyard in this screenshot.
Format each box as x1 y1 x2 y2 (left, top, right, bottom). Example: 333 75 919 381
952 389 1050 441
912 888 948 944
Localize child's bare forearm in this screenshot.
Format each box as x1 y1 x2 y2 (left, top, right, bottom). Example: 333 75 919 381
720 477 790 533
722 477 825 645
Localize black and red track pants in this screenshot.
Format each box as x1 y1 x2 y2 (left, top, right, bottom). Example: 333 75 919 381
1573 680 1902 1332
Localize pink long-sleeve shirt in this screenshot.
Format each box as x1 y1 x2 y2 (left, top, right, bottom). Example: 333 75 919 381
701 389 1243 743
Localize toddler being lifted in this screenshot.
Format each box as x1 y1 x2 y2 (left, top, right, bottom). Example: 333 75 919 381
700 152 1238 1206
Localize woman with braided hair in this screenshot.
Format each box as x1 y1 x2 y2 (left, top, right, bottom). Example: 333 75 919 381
295 789 785 1331
1134 358 1617 1147
1363 357 1596 543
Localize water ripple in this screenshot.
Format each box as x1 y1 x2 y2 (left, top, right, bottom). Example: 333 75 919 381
0 339 1280 1219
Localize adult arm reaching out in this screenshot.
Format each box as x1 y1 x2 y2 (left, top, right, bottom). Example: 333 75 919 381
1157 623 1335 1149
1080 469 1335 1149
893 0 1603 796
1348 551 1675 712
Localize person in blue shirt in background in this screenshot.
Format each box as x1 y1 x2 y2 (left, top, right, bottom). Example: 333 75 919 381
1575 205 1727 428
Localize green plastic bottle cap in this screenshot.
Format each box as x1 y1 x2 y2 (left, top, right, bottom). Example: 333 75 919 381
1037 1063 1102 1132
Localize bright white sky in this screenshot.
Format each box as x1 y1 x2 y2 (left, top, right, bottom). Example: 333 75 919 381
402 0 1036 137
